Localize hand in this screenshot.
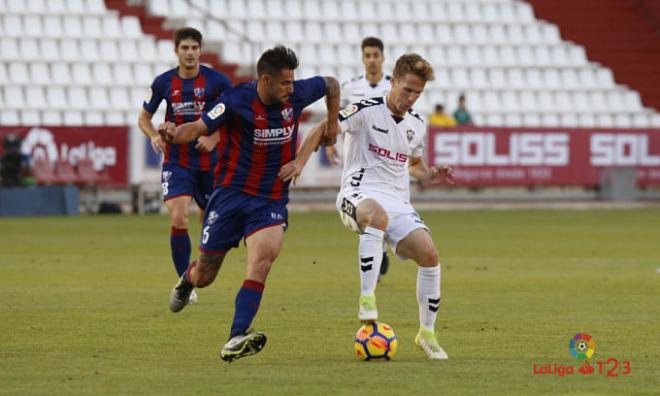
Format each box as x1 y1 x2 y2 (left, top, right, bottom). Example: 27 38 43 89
195 135 217 153
149 134 166 153
278 159 303 185
428 165 455 185
157 122 176 144
325 145 340 166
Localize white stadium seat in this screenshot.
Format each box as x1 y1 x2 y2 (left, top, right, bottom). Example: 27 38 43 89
42 110 63 125
5 86 26 109
26 87 47 109
30 63 51 85
46 86 68 109
21 110 41 125
9 62 30 84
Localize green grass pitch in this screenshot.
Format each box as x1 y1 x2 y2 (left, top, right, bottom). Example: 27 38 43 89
1 209 659 395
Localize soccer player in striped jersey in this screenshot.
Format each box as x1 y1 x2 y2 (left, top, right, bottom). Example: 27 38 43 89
327 36 394 280
138 27 232 305
158 46 340 362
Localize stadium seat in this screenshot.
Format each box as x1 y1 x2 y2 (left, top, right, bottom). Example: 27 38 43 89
42 110 63 125
518 91 537 112
46 0 67 14
92 64 112 85
596 114 614 128
100 40 119 61
589 91 608 112
19 39 40 61
20 110 41 125
579 113 596 128
24 15 44 38
264 20 285 42
68 86 88 109
59 39 81 61
46 86 68 110
614 114 632 128
554 92 572 112
79 39 100 61
68 0 86 14
84 111 104 126
30 63 51 85
121 16 142 37
63 111 83 125
105 111 126 126
87 0 107 14
32 158 58 185
63 15 83 37
8 62 29 84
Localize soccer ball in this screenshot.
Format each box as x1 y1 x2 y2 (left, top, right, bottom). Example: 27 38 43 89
353 322 398 361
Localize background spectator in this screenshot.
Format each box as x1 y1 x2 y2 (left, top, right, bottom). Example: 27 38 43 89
429 104 457 127
453 94 475 126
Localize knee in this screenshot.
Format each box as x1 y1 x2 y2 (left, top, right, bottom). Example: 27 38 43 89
170 211 188 229
418 247 439 267
359 210 388 231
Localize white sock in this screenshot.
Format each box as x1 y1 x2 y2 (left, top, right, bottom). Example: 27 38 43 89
359 226 384 296
417 265 441 331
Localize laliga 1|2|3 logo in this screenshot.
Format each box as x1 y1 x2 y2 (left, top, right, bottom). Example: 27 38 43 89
532 333 632 377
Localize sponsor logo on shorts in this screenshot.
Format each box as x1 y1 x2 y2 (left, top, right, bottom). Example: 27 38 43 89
207 210 218 225
162 171 172 182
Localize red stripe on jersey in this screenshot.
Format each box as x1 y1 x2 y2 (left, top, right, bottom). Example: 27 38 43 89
194 73 211 171
164 112 172 164
270 101 295 200
243 98 269 196
171 75 189 167
219 116 243 187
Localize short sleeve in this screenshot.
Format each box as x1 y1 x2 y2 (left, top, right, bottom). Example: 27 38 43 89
410 126 426 158
142 78 164 114
293 76 326 108
201 93 233 133
338 103 364 135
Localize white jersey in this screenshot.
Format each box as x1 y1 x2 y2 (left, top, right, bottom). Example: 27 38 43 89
338 96 426 202
341 74 392 107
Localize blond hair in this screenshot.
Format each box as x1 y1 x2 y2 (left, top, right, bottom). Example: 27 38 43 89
392 53 435 82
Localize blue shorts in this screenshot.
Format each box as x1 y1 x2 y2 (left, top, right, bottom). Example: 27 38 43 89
199 188 288 254
161 163 215 209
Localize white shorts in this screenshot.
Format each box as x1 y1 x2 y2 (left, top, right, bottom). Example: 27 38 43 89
336 190 429 260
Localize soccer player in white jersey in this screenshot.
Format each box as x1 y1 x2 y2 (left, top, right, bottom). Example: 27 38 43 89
294 54 454 359
327 37 394 279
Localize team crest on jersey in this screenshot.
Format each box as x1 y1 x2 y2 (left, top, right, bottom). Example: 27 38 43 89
162 171 172 182
207 103 225 120
406 129 415 142
194 87 205 98
207 210 218 225
281 107 293 123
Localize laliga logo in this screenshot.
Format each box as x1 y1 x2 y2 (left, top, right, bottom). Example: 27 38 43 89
533 333 632 377
21 127 59 162
20 127 116 171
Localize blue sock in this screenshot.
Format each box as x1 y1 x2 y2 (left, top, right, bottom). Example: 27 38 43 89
170 227 191 277
230 280 265 338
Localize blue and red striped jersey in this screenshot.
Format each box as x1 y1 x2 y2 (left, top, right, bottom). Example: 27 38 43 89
144 65 232 170
201 76 326 202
